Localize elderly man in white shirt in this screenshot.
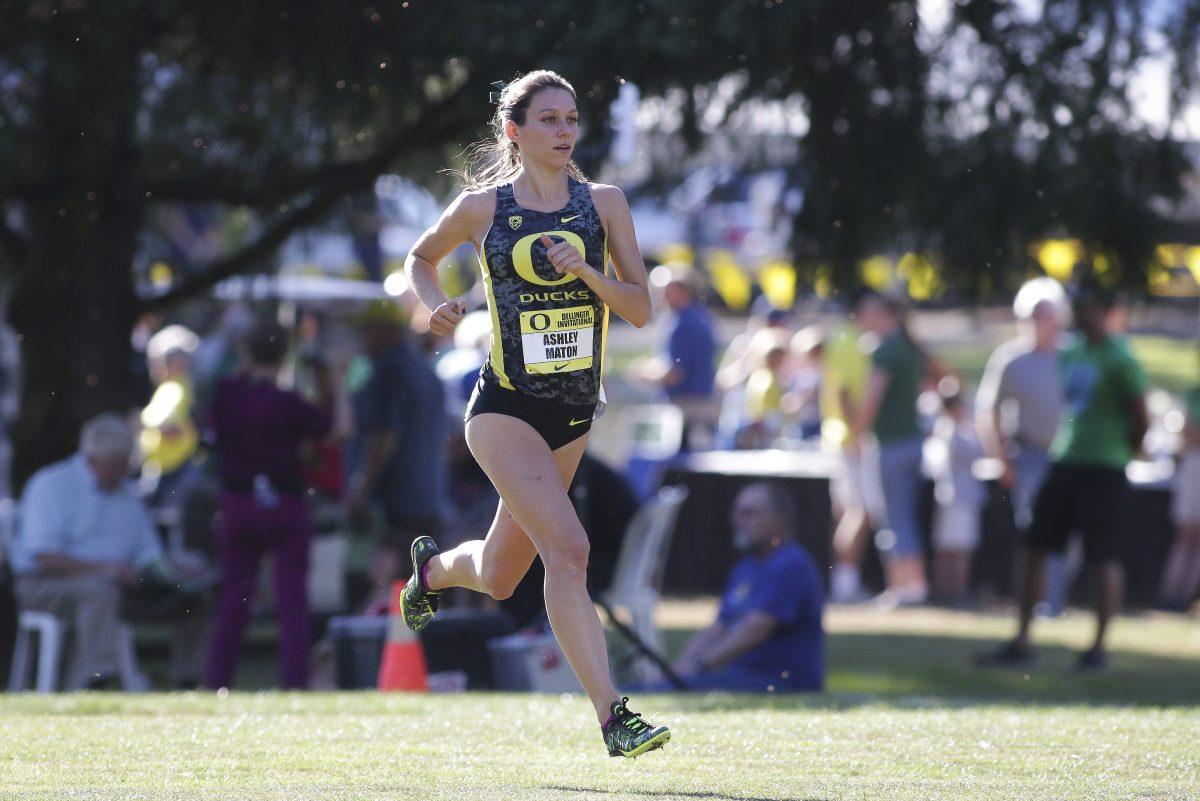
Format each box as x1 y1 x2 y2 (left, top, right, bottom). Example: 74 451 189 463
9 413 204 689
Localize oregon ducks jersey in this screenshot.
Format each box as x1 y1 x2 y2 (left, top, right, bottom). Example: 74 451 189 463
478 178 608 405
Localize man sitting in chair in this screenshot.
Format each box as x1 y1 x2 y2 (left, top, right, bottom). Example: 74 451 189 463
671 482 824 692
8 414 208 689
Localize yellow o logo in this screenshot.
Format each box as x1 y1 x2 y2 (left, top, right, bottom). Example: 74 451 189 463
511 230 586 287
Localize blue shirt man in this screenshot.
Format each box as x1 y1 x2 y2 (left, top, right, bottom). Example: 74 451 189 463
10 454 161 576
346 303 449 594
9 414 169 688
663 279 716 400
672 482 825 691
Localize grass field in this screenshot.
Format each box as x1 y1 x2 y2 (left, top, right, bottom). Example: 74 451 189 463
2 605 1197 800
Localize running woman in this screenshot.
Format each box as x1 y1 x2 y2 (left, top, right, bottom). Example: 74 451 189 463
401 70 670 758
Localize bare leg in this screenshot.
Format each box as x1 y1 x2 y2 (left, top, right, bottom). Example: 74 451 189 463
1088 561 1123 652
829 505 870 601
1160 527 1200 606
884 556 928 599
1014 548 1047 646
933 550 970 602
425 503 539 597
425 429 588 597
462 414 618 724
833 505 869 565
1178 528 1200 604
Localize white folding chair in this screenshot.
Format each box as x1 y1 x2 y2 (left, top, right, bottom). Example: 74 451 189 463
9 611 64 693
10 611 148 693
602 484 689 684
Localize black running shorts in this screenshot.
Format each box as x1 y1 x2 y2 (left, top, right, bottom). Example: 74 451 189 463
1026 462 1128 564
465 377 596 451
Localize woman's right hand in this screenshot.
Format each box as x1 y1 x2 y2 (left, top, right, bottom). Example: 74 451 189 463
429 297 468 337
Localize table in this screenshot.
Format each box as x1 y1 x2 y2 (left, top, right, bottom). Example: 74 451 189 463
659 450 1176 606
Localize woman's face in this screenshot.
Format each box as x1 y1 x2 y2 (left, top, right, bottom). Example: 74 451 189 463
507 87 579 168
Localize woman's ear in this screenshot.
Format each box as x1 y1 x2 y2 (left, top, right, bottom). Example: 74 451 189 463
504 118 520 146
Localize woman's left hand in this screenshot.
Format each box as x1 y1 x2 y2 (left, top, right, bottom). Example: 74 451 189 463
540 235 590 277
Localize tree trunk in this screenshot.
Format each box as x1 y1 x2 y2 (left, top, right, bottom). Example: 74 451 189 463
6 193 145 492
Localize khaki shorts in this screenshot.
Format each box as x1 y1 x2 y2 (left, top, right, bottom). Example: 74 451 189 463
933 502 982 551
830 444 885 522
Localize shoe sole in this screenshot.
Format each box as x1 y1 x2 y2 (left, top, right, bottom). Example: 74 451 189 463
610 729 671 758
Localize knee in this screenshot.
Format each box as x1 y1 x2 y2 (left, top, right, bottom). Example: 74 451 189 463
480 564 521 602
540 532 590 579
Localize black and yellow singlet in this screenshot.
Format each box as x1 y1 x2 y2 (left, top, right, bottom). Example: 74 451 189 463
477 177 608 407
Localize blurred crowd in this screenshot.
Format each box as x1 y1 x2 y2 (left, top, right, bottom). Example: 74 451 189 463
1 268 1197 691
640 270 1199 622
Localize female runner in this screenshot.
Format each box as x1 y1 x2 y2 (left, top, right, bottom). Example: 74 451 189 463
401 70 670 758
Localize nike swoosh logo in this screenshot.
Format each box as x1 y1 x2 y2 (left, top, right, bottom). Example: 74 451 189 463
569 418 589 426
560 214 581 223
553 362 572 371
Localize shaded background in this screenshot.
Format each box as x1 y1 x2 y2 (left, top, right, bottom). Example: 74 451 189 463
1 0 1199 485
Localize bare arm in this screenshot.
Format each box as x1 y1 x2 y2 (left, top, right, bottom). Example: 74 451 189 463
404 190 494 336
542 184 650 327
1186 400 1200 448
692 611 778 672
347 430 397 502
34 553 135 583
976 404 1006 460
852 368 891 441
1128 394 1150 455
673 621 727 673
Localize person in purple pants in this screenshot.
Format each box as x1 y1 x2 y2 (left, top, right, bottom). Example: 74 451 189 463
205 319 332 690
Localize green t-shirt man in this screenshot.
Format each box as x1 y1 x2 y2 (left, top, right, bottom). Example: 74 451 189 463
1186 385 1200 429
871 331 924 444
1050 335 1147 469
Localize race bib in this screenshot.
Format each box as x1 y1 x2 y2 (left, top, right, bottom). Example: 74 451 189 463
520 306 594 375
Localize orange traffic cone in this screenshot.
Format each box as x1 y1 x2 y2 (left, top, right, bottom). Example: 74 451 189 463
377 581 429 692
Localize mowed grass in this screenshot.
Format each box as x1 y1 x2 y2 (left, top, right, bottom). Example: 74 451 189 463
2 606 1198 801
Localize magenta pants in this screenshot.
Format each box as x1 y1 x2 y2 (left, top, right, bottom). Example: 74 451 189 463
206 492 311 690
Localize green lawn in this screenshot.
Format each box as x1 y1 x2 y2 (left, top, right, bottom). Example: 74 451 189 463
2 606 1198 800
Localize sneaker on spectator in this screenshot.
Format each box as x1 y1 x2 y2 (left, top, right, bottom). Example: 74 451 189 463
873 586 928 610
975 640 1035 669
1074 647 1108 673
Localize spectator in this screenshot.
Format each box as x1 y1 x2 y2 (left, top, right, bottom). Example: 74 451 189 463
192 303 253 410
344 300 448 601
668 482 824 692
980 283 1149 671
715 326 789 450
737 343 789 448
205 320 333 690
976 279 1070 614
141 324 202 508
822 313 877 604
716 306 792 391
9 414 207 689
850 290 943 607
782 325 824 441
1160 353 1200 611
929 377 986 605
660 271 718 448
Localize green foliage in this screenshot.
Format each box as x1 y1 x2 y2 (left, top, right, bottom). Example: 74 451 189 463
0 0 1196 481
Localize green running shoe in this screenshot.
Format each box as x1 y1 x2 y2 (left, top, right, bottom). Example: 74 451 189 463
400 536 441 632
602 697 671 758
